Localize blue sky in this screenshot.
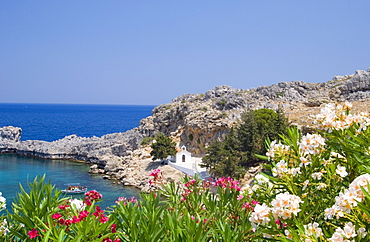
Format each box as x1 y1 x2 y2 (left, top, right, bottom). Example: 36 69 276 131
1 1 369 105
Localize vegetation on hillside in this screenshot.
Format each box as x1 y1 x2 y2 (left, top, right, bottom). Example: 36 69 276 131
150 132 177 161
202 108 289 179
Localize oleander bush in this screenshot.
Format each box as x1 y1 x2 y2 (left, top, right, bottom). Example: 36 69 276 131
1 102 370 241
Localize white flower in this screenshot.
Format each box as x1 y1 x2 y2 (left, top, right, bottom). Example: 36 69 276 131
304 222 323 238
249 203 271 227
343 222 357 239
69 199 86 211
302 180 309 191
0 192 6 210
284 229 293 240
299 156 311 167
336 165 348 178
324 174 370 219
0 219 9 236
357 227 367 238
329 222 361 241
317 183 327 190
255 174 270 185
270 192 303 220
312 172 323 180
329 228 345 242
299 134 326 155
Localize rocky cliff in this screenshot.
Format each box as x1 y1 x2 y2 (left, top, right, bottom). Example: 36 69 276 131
138 68 370 154
1 68 370 189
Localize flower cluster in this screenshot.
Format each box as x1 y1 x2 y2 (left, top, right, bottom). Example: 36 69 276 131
303 222 323 240
93 206 109 223
115 196 137 206
0 219 9 237
272 160 301 178
270 192 303 220
249 203 271 227
266 140 290 159
84 190 103 206
0 192 5 210
28 228 39 239
314 102 370 132
299 133 326 156
328 222 367 242
149 169 161 180
214 177 241 191
52 200 91 226
325 174 370 219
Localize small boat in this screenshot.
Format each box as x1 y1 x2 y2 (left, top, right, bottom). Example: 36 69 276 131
62 183 87 194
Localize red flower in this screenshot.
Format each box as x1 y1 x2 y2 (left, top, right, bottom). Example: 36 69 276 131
58 204 69 210
72 216 81 224
85 190 103 201
111 224 117 233
93 206 104 218
102 238 112 242
79 210 90 219
28 228 39 239
58 218 66 225
100 215 109 223
52 213 62 219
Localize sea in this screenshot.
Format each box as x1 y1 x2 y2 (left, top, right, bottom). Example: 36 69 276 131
0 103 155 210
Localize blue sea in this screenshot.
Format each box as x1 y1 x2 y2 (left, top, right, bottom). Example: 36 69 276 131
0 103 155 210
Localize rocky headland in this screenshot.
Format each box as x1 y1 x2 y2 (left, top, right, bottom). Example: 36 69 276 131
1 68 370 190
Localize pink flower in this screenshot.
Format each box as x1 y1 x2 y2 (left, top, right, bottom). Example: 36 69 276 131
149 169 160 177
72 216 81 224
79 210 90 219
100 215 109 223
65 219 72 226
237 195 244 200
58 204 69 210
114 239 121 242
102 238 112 242
242 203 252 210
28 228 39 239
85 190 103 201
111 224 117 233
251 200 259 205
58 218 65 225
52 213 62 219
93 206 104 218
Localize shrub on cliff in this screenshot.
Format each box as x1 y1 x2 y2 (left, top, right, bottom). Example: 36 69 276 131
150 132 177 161
237 108 289 163
202 108 289 178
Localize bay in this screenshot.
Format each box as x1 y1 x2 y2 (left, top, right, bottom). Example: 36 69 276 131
0 103 155 210
0 154 141 210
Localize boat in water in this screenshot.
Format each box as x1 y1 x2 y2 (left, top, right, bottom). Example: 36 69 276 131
62 183 87 194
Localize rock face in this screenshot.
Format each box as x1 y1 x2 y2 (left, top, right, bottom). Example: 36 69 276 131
1 68 370 189
138 69 370 154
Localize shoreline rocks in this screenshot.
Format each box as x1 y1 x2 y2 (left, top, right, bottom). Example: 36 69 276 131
1 68 370 189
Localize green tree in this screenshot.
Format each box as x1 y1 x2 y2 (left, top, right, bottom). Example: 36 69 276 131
202 108 289 178
150 132 177 161
202 128 245 179
237 108 288 163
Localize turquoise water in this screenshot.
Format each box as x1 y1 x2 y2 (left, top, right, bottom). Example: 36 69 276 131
0 103 155 210
0 154 140 210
